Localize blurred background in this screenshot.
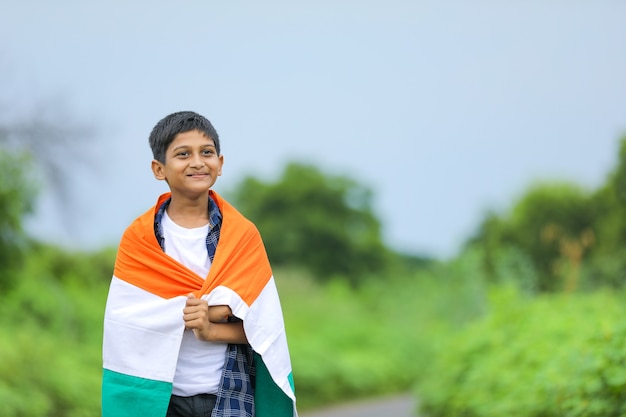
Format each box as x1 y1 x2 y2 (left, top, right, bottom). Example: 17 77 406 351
1 1 626 416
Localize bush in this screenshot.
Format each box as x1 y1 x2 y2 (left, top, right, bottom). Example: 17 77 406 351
0 245 113 417
416 285 626 417
277 255 486 410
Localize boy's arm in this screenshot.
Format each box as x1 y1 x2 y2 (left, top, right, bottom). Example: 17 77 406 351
208 305 233 323
183 294 248 344
200 320 247 344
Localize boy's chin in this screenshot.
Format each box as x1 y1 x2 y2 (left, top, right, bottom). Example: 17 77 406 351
172 186 213 197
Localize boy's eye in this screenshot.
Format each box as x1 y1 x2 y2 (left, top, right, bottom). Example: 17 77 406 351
202 149 214 155
177 151 189 157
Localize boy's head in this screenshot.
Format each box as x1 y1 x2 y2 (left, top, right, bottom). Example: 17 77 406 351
149 111 220 163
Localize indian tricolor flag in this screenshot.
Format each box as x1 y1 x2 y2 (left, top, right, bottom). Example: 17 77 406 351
102 191 297 417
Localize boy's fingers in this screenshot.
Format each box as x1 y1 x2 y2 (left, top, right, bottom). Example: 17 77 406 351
185 294 202 306
183 305 197 314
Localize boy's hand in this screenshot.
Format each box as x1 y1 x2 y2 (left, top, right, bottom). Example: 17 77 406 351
184 294 245 343
183 293 212 341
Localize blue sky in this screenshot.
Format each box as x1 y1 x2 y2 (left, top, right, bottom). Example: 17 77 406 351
2 1 626 258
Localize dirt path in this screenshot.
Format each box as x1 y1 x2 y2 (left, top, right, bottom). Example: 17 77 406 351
300 394 418 417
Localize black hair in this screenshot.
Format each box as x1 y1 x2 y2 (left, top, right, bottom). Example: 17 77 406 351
148 111 220 163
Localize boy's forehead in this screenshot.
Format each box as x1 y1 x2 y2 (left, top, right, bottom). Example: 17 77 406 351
169 130 216 147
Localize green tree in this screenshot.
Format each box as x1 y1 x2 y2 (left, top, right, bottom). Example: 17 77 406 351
0 148 36 289
467 135 626 292
467 182 595 292
228 162 390 285
0 99 93 289
585 136 626 288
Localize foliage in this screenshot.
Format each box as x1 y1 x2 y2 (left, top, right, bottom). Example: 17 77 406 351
0 244 113 417
228 162 392 285
277 258 484 410
416 285 626 417
583 137 626 289
466 135 626 293
0 148 36 290
468 181 596 292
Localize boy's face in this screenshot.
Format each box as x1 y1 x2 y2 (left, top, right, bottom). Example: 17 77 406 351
151 129 224 198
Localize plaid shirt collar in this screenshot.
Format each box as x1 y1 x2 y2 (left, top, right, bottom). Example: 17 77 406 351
154 195 222 263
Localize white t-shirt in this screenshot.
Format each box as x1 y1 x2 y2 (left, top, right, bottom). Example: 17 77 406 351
162 210 228 396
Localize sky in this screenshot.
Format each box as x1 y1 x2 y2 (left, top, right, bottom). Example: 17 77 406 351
1 1 626 259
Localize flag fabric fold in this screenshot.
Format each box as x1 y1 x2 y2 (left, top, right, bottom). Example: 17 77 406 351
102 191 297 417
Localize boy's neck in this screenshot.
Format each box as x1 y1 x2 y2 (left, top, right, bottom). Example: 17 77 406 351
166 194 210 228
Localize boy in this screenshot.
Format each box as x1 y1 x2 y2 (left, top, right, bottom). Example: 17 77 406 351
102 111 297 417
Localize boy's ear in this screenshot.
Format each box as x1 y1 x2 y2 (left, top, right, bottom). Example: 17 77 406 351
217 154 224 176
151 159 166 181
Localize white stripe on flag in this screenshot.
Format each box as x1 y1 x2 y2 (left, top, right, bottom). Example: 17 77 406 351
244 277 296 400
103 276 186 382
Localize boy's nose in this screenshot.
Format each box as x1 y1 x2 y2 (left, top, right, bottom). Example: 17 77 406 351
190 154 205 168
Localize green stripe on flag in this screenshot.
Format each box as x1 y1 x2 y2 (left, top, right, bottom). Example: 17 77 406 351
102 369 172 417
254 353 294 417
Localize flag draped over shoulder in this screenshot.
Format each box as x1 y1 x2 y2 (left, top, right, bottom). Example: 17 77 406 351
102 191 297 417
